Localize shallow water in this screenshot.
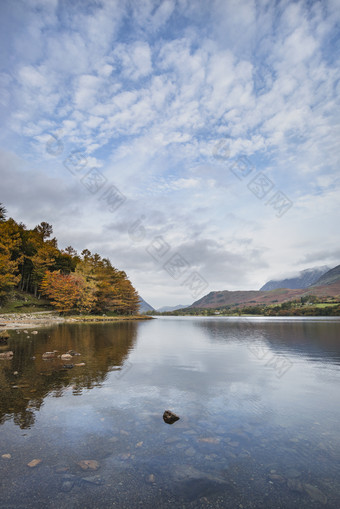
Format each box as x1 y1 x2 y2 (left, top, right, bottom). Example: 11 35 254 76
0 316 339 508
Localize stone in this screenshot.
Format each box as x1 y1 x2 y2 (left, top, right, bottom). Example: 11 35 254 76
268 474 285 483
147 474 155 483
42 351 56 359
119 453 131 460
304 483 327 504
61 354 72 361
287 479 304 493
77 460 100 471
32 331 38 335
67 350 81 356
0 351 13 359
2 454 11 459
63 364 74 369
198 437 220 444
0 330 9 343
60 480 74 492
81 475 103 485
163 410 180 424
27 459 42 468
74 363 85 367
136 441 143 447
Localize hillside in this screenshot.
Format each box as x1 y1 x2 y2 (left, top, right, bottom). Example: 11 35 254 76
312 264 340 286
260 266 330 291
191 282 340 310
139 297 154 313
157 304 189 312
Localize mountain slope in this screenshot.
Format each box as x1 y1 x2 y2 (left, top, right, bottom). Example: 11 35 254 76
312 264 340 286
190 283 340 309
260 266 330 291
157 304 190 312
138 297 154 313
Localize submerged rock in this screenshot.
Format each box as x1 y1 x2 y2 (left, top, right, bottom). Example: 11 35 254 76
163 410 180 424
67 350 81 356
0 351 13 359
77 460 100 471
0 330 9 343
81 475 103 485
304 483 327 504
27 459 42 468
42 351 57 359
61 353 73 361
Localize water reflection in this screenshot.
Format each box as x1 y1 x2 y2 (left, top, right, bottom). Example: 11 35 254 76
0 318 339 508
191 317 340 366
0 322 137 428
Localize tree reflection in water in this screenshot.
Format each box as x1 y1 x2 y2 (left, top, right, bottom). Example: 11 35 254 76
0 322 137 429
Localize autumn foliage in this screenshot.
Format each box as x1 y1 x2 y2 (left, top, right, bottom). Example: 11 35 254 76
0 204 140 314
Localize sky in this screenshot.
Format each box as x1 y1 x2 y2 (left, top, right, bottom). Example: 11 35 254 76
0 0 339 308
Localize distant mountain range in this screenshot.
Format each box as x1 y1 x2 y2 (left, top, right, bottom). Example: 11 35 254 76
138 297 154 313
157 304 189 312
260 266 330 291
312 265 340 286
190 264 340 309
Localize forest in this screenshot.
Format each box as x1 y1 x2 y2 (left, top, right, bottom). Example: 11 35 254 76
0 203 139 314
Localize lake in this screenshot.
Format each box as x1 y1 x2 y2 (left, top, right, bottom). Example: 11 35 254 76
0 316 339 508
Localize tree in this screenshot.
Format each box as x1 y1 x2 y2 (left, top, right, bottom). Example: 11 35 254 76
40 271 81 313
0 204 7 222
0 219 22 303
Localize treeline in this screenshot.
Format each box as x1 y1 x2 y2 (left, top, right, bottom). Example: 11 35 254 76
0 204 139 314
152 297 340 317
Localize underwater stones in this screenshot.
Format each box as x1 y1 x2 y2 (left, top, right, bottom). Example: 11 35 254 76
27 459 42 468
61 353 72 361
0 351 13 359
77 460 100 471
42 351 57 359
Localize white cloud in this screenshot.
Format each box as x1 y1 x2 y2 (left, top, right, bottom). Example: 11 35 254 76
1 0 339 305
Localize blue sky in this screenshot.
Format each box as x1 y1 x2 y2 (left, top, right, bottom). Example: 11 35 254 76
0 0 339 307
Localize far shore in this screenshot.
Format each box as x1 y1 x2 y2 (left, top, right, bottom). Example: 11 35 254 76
0 311 154 330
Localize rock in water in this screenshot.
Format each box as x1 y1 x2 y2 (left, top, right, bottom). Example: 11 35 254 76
27 459 42 468
0 330 9 343
163 410 180 424
61 353 73 361
0 351 13 359
42 351 56 359
77 460 100 471
304 484 327 504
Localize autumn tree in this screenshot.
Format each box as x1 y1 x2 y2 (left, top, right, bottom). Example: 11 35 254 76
0 219 22 303
40 270 81 313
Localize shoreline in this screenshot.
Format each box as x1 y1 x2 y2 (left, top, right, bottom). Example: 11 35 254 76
0 311 154 330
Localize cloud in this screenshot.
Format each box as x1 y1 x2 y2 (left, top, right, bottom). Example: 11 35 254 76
0 0 339 305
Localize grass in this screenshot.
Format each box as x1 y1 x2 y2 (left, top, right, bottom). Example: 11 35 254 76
0 291 52 314
68 314 153 322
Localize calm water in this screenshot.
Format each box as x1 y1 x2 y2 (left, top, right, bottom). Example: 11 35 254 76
0 317 339 508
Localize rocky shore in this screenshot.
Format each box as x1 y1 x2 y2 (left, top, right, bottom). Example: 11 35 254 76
0 311 153 330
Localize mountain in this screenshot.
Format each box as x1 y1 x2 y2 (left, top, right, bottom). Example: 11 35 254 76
138 297 154 313
260 266 330 291
312 264 340 286
190 281 340 310
157 304 190 312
